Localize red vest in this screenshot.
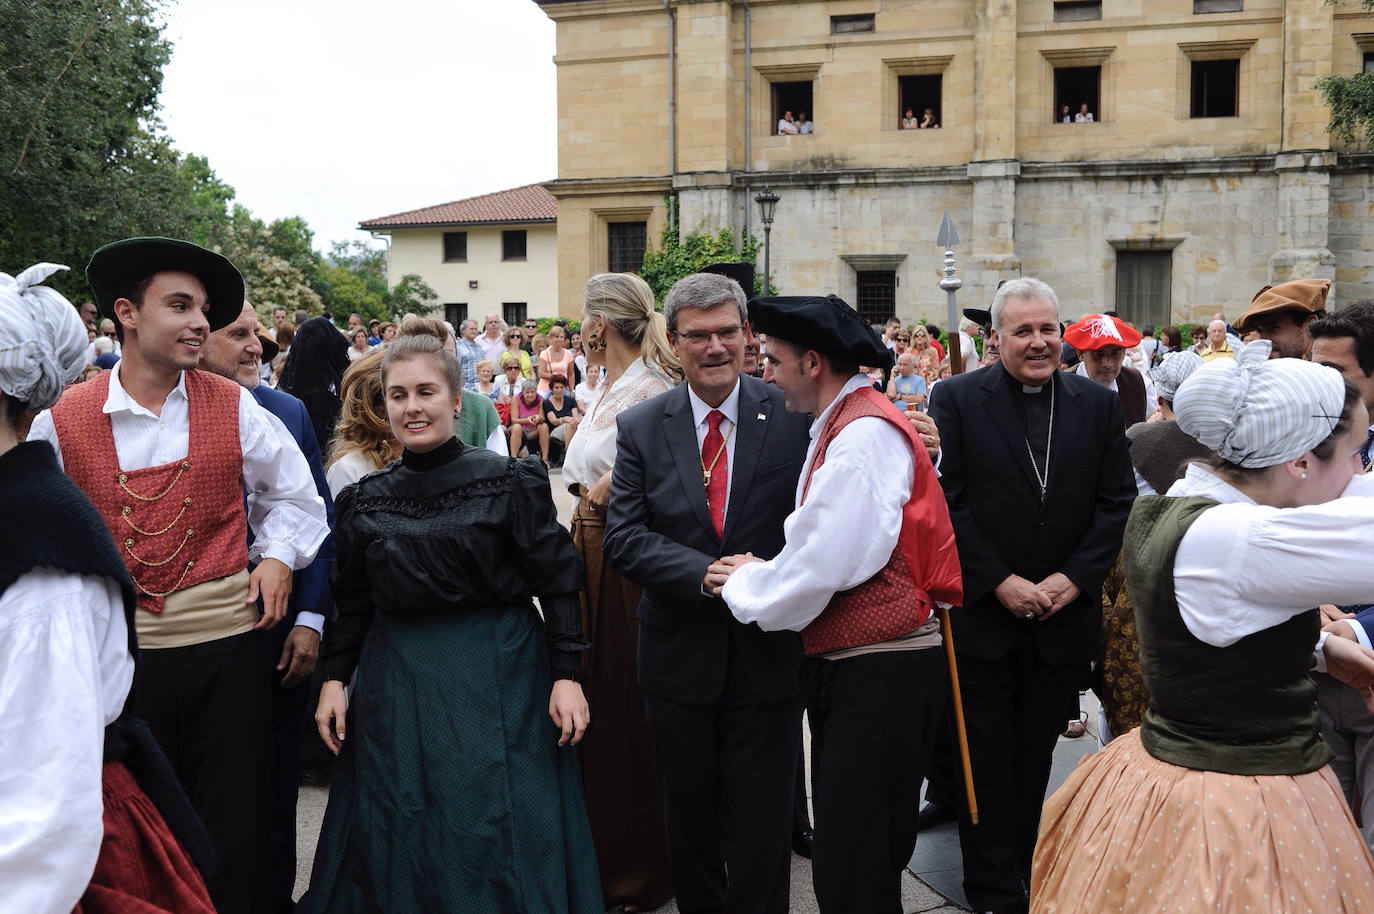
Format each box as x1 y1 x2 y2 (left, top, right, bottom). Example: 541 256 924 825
798 386 963 656
49 370 249 614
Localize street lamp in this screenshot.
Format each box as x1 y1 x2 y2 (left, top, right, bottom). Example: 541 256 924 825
754 186 780 294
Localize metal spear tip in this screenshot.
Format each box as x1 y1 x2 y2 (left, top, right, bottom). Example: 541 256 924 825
936 210 959 249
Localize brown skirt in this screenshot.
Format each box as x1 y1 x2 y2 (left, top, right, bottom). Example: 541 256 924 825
572 495 674 911
1032 728 1374 913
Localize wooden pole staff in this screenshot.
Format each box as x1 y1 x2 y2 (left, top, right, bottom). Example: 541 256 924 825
936 604 978 825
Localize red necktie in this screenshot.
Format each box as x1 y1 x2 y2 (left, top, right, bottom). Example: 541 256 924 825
703 409 728 537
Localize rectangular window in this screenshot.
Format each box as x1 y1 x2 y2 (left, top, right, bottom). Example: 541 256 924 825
1194 0 1243 12
502 302 527 327
772 81 814 136
854 271 897 326
1054 66 1101 123
1191 59 1239 117
1364 52 1374 74
899 74 943 128
607 222 647 274
442 231 467 262
444 303 468 328
502 230 527 261
1115 251 1172 329
831 14 874 34
1053 2 1102 22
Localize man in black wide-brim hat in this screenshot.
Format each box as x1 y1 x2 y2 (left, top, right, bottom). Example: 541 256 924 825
28 236 329 914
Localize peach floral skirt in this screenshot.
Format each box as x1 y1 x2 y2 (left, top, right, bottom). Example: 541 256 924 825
1031 728 1374 913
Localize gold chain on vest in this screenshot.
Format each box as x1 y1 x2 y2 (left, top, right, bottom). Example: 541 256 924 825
124 529 195 567
129 560 197 599
120 497 191 537
117 460 191 502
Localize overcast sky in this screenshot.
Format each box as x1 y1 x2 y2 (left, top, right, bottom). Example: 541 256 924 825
158 0 557 252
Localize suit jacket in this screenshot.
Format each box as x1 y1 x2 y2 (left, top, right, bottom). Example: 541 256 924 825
249 385 336 630
604 375 808 706
927 362 1135 665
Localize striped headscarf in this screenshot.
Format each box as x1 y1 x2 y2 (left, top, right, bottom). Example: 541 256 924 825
1173 339 1347 468
0 264 88 412
1150 349 1204 402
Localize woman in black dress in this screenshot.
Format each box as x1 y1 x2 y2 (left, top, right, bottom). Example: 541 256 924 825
300 333 602 913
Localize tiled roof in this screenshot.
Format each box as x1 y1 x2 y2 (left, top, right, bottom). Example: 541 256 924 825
359 182 556 229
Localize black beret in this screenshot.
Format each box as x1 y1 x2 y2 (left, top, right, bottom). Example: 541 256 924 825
699 262 756 296
748 294 893 370
87 236 245 332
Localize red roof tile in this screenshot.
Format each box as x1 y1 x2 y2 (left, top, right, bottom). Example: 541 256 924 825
360 182 557 229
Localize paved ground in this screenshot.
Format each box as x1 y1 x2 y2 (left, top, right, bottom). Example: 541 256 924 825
291 467 1102 911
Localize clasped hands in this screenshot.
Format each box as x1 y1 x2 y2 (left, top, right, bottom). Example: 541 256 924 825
994 572 1080 622
704 552 762 597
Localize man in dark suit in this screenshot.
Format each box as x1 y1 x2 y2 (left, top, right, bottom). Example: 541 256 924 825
201 300 335 913
604 271 809 914
927 278 1134 914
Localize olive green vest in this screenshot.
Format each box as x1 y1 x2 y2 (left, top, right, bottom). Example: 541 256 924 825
1125 495 1329 775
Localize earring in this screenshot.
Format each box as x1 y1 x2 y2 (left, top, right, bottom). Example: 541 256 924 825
1300 472 1308 479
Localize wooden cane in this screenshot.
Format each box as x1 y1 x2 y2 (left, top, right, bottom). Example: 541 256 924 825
936 605 979 825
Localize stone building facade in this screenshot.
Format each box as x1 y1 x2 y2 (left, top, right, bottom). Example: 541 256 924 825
536 0 1373 326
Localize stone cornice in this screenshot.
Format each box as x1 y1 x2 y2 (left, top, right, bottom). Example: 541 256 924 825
545 176 673 198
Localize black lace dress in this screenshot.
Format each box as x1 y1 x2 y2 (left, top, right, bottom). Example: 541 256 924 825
299 438 602 913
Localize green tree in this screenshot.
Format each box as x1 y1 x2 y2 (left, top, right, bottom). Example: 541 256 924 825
386 272 439 318
640 202 769 303
0 0 237 300
1318 0 1374 144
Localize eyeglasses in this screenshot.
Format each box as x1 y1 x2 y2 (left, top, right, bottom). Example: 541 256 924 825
895 336 910 342
103 330 117 337
674 325 744 346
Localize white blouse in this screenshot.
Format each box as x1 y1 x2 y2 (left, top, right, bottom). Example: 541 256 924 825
562 357 672 491
0 569 131 914
1169 464 1374 648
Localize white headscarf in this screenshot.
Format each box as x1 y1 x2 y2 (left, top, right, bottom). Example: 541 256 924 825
0 264 88 412
1173 339 1348 468
1150 349 1204 402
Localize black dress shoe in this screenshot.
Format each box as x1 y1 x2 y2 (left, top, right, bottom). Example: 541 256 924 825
916 799 956 831
792 827 814 858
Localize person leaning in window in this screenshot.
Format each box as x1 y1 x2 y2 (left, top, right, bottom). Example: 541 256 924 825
777 110 799 135
299 333 601 913
919 107 939 129
902 108 919 129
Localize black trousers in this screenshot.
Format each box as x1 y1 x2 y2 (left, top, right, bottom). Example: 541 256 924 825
259 624 313 913
954 633 1081 913
134 630 272 914
801 648 946 914
922 700 961 812
643 635 802 914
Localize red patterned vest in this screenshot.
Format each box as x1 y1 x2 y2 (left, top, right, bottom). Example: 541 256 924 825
798 386 963 656
49 370 249 614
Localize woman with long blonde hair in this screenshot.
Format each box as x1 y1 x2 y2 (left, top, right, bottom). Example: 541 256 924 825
562 271 678 910
325 349 400 497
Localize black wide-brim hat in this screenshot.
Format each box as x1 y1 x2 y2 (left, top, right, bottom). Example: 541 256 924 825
748 294 894 369
87 237 245 331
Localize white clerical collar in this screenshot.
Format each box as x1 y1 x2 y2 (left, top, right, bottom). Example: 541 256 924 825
103 360 189 419
809 373 873 440
687 377 741 431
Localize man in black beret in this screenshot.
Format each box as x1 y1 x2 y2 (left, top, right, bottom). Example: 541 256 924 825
712 294 965 914
28 237 329 914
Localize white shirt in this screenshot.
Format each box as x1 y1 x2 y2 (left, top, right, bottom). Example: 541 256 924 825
724 374 915 631
958 331 978 373
1168 464 1374 655
0 569 130 914
687 379 741 526
563 357 673 490
27 362 329 573
477 332 506 366
326 449 385 499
